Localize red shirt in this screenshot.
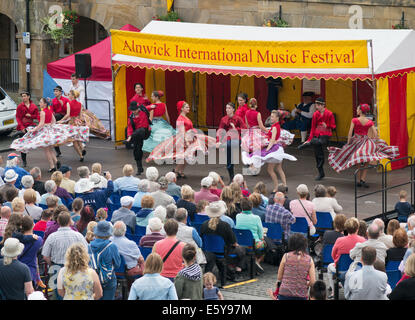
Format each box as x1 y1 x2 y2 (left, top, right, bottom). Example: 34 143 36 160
16 102 39 131
129 94 150 116
51 96 70 115
127 111 150 137
267 122 281 141
147 102 166 117
176 115 193 132
331 234 366 265
69 100 82 117
245 109 259 128
307 109 336 142
154 237 185 278
235 104 249 120
42 107 53 124
217 114 246 142
33 220 47 232
352 118 374 136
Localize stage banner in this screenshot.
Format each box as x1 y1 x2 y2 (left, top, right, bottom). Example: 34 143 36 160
111 30 369 69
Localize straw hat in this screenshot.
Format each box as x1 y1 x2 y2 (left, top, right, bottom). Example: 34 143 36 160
206 201 226 218
1 238 24 258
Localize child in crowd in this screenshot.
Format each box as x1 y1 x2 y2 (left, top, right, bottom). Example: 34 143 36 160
203 272 224 300
196 200 209 216
395 190 413 223
85 221 97 243
309 280 327 300
33 209 53 232
95 208 108 222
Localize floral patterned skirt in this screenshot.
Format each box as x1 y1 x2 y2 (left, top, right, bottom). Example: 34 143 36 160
10 124 89 153
71 110 109 139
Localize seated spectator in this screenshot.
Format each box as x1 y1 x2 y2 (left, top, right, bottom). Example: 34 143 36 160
220 186 241 220
208 171 223 198
75 205 95 236
153 219 186 281
57 243 102 300
395 190 413 223
166 203 177 220
344 246 388 300
322 213 346 247
147 206 167 235
95 208 108 223
34 209 53 233
91 162 107 189
358 220 368 239
196 200 209 216
2 187 19 209
253 181 269 209
165 172 181 199
112 221 144 277
249 192 266 222
3 153 29 189
44 205 78 241
70 198 84 223
265 192 296 240
76 171 113 212
407 215 415 243
150 177 175 208
85 221 97 243
113 164 140 193
373 259 392 299
74 166 90 194
128 253 178 300
111 196 136 233
194 177 220 204
142 167 160 193
312 184 342 221
46 195 59 212
235 197 265 271
232 174 250 197
230 182 243 213
0 238 34 300
12 197 26 215
290 184 317 235
39 180 63 206
216 201 235 228
372 218 394 249
23 189 43 221
0 206 12 237
389 253 415 300
18 175 41 203
51 171 73 207
0 169 19 205
132 179 150 208
140 217 166 247
136 195 155 227
59 165 75 196
387 219 400 238
174 208 205 264
386 228 408 264
30 167 46 195
176 185 197 222
89 172 107 191
350 223 388 264
174 243 203 300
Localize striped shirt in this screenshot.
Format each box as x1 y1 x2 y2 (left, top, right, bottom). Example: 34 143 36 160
265 204 296 238
139 232 166 248
41 227 88 265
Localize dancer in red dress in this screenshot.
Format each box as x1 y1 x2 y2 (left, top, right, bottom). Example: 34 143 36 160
328 104 399 188
15 91 39 167
50 86 70 157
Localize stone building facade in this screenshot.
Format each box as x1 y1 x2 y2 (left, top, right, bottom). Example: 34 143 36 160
0 0 414 99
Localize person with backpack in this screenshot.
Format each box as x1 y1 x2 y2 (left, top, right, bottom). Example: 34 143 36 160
89 221 121 300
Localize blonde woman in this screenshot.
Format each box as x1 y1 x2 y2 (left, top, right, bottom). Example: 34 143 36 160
220 186 240 220
85 221 97 243
176 184 197 223
57 243 102 300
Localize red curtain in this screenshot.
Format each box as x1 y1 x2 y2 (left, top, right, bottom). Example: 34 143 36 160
205 74 231 127
254 76 270 118
125 66 147 117
165 70 186 127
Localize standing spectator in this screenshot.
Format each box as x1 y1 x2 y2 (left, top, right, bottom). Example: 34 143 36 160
0 238 34 300
18 175 41 203
136 195 155 227
70 198 84 223
113 164 140 193
312 184 342 221
140 217 166 247
208 171 224 198
276 233 316 300
344 246 388 300
249 192 267 222
111 196 137 233
0 206 12 237
150 177 175 208
203 272 224 300
76 205 95 236
89 221 121 300
34 209 53 233
23 189 43 221
265 192 296 239
153 219 185 281
386 228 408 264
128 253 178 300
350 223 388 264
174 244 203 300
177 185 197 222
220 186 241 220
39 180 63 206
165 172 181 199
57 243 103 300
132 180 150 208
395 190 413 223
76 172 113 212
372 218 394 249
3 153 29 189
30 167 46 195
389 254 415 300
194 177 220 204
59 165 76 196
290 184 317 235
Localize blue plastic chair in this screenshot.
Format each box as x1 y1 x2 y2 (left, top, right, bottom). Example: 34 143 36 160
263 222 283 244
135 225 147 237
139 246 152 260
172 195 179 203
233 228 259 279
334 254 353 300
121 190 137 198
321 244 334 268
33 230 45 238
131 207 141 214
386 260 402 290
315 212 334 235
291 217 309 236
39 203 48 210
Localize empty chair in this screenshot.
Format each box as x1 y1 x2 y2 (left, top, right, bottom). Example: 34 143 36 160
315 211 334 236
291 217 309 237
386 260 402 290
263 222 283 244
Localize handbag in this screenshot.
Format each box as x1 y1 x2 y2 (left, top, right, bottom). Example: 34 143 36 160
126 258 145 277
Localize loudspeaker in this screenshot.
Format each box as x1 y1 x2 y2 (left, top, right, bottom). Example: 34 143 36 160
75 53 92 78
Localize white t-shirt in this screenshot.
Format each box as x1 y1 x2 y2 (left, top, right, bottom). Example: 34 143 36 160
69 82 85 107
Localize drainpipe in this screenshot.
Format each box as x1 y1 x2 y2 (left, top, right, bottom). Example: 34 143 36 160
25 0 30 92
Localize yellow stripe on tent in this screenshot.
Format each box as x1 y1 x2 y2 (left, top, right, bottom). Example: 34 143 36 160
377 77 391 168
278 78 302 113
407 73 415 164
145 69 166 103
114 65 127 143
230 75 255 104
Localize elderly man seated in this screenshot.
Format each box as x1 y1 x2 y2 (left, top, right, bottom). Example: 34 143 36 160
165 172 181 199
111 196 137 234
139 217 166 248
18 175 41 203
112 221 144 277
39 180 63 206
150 177 175 209
194 177 220 204
113 164 141 193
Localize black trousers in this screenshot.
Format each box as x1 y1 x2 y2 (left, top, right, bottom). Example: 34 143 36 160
310 135 330 172
131 127 148 169
54 114 65 154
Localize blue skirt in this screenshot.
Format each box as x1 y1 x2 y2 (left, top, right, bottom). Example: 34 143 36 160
142 118 176 153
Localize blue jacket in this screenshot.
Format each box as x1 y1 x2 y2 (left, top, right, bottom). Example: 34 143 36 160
4 166 29 189
80 181 114 212
89 238 121 281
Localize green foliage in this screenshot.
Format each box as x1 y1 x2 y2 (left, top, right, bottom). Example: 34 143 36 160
153 11 181 22
263 17 290 28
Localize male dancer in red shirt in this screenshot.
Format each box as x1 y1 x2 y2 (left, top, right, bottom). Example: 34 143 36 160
298 97 336 180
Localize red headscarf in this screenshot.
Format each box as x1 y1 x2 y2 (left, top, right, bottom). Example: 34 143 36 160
359 104 370 114
177 101 186 114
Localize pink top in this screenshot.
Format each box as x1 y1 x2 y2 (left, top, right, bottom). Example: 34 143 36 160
147 102 166 117
289 199 316 228
245 109 259 128
194 189 220 204
209 188 222 198
154 237 185 278
279 252 312 298
331 234 366 265
352 118 374 136
176 115 193 132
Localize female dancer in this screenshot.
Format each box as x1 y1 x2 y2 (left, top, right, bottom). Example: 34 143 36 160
129 83 151 113
328 104 399 188
147 100 216 179
11 97 89 170
58 90 87 161
242 110 296 191
216 102 246 182
234 92 249 120
142 90 176 153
